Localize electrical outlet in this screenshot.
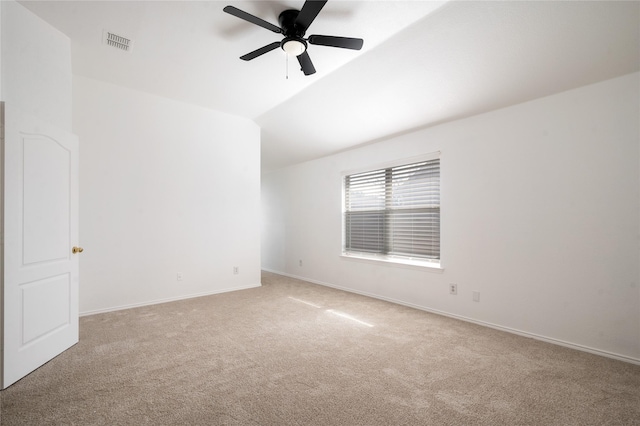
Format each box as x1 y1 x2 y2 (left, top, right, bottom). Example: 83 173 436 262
449 283 457 295
233 266 239 275
473 291 480 302
299 260 303 267
177 272 183 281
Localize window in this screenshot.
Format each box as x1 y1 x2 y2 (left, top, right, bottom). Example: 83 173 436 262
343 156 440 267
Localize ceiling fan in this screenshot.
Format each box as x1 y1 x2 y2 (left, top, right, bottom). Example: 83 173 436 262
223 0 364 76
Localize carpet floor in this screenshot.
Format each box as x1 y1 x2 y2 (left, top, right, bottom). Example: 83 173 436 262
1 271 639 425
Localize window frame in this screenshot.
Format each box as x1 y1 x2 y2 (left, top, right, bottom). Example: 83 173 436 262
341 152 442 271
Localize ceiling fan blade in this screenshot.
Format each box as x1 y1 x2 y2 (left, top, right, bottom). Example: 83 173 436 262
240 42 281 61
295 0 327 32
297 51 316 75
223 5 282 34
308 35 364 50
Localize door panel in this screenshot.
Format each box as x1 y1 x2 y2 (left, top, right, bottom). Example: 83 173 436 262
2 104 79 389
22 274 71 345
23 136 71 264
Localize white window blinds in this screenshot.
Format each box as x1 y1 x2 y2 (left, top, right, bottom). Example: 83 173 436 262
344 158 440 262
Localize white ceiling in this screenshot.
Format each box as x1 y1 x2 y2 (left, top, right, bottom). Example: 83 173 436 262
18 0 640 171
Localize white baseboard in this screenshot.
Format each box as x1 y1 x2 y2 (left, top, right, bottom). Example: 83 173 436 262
80 283 262 317
262 269 640 366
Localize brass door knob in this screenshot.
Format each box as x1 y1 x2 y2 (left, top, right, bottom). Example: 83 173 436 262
72 246 84 254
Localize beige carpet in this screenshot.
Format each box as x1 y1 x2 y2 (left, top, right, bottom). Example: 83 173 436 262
1 271 639 425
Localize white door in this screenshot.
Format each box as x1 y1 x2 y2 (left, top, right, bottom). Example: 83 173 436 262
2 103 80 389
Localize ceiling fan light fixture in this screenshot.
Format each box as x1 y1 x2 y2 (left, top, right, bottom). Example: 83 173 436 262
224 2 364 76
282 38 306 56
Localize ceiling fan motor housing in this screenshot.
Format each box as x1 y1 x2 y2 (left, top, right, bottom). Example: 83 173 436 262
279 9 307 56
278 9 305 36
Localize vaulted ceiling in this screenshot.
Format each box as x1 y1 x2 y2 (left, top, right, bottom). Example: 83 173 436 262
19 1 640 171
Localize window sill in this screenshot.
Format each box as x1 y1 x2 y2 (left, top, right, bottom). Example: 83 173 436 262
340 253 444 273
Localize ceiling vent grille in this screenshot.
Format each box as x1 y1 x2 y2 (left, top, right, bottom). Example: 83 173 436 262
103 30 133 52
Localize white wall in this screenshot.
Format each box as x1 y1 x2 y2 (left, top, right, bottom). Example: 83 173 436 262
262 73 640 363
0 0 72 131
74 76 261 314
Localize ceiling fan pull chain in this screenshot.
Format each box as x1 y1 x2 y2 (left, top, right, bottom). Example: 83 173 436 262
286 53 289 80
